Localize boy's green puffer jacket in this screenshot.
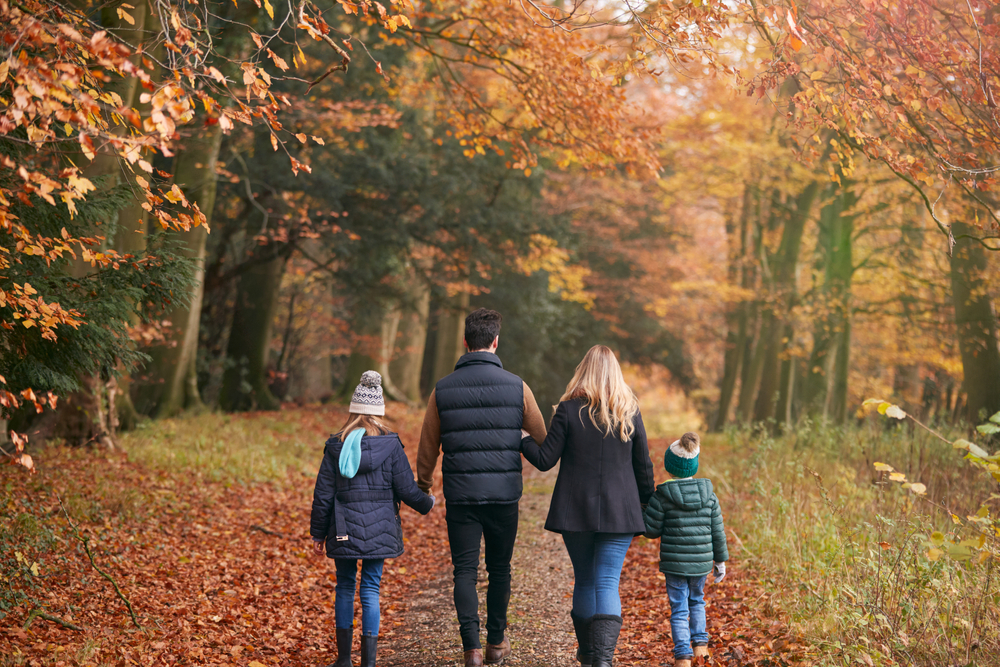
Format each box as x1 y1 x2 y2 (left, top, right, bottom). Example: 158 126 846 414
642 477 728 577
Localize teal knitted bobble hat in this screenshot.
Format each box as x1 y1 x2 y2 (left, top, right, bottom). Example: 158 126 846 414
663 433 700 478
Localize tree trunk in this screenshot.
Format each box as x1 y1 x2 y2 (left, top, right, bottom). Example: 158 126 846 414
134 123 224 417
713 187 753 430
55 0 147 441
430 293 470 384
828 314 851 422
950 218 1000 421
339 297 413 404
753 181 820 423
218 251 288 411
389 277 431 402
802 183 855 420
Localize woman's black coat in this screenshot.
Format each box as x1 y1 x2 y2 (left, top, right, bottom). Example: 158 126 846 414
311 433 433 559
521 398 655 535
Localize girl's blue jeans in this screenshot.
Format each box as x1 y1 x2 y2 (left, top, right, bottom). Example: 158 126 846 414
561 532 633 617
334 558 384 636
664 573 709 658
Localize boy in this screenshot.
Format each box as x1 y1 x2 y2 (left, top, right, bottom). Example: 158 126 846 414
642 432 728 667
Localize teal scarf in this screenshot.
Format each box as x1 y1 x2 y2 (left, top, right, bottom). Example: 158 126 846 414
339 428 365 478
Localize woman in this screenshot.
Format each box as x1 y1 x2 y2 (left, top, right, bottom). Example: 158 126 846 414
521 345 654 667
311 371 435 667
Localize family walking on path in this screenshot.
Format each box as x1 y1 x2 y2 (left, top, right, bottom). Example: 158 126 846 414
310 309 729 667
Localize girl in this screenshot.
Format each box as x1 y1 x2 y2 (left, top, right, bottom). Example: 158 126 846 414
520 345 655 667
311 371 435 667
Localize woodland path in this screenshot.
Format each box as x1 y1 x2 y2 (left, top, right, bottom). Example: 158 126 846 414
381 467 580 667
0 425 805 666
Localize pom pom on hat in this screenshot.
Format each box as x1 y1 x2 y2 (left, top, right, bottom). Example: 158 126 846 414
663 435 699 478
350 370 385 416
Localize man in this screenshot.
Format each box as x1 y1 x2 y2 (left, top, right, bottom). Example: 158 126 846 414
417 308 547 667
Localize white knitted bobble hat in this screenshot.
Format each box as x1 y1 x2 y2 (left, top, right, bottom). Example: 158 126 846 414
349 370 385 416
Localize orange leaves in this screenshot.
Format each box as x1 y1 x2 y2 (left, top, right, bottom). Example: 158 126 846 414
786 9 807 52
419 2 661 175
786 0 1000 232
267 49 289 72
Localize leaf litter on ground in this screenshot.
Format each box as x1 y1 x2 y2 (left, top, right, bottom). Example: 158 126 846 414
1 404 809 666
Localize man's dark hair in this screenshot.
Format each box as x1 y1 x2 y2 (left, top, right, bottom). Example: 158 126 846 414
464 308 503 350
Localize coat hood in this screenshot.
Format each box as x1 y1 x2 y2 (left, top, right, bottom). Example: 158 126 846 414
325 433 399 474
657 477 715 511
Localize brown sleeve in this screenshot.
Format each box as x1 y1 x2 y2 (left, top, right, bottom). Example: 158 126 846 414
522 382 547 444
416 390 441 493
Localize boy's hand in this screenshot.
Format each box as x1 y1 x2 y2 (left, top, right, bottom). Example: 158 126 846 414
713 561 726 583
429 494 437 510
312 538 325 557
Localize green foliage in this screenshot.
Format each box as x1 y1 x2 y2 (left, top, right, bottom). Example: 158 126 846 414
711 418 998 665
0 136 195 412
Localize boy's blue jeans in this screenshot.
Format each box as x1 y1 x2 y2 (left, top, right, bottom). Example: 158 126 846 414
561 532 633 617
335 558 385 636
664 573 709 658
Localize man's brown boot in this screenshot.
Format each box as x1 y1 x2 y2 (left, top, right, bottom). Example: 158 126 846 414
693 645 710 659
464 649 484 667
484 637 511 665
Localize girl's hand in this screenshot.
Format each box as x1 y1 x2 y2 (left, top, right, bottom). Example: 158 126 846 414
312 538 325 556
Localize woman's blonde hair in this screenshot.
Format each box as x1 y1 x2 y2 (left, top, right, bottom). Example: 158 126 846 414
336 412 392 438
559 345 639 441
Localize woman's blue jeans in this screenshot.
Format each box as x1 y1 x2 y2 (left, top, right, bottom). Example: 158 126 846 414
561 532 633 617
664 574 708 658
334 558 385 636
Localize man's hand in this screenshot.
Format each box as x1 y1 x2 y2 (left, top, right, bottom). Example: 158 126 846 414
312 538 325 557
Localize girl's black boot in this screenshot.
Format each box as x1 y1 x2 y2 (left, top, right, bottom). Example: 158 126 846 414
359 634 378 667
330 627 352 667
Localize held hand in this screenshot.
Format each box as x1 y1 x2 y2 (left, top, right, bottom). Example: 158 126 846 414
713 561 726 583
312 538 325 557
429 494 437 510
520 429 530 440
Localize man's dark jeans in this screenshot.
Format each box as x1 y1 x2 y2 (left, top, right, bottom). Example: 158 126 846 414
446 502 519 650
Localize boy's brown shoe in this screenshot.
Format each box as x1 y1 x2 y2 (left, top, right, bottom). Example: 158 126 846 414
693 645 710 659
484 637 511 664
464 648 484 667
675 660 693 667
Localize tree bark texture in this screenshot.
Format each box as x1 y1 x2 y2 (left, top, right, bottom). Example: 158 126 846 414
753 181 820 423
713 187 753 430
802 183 855 420
431 293 471 385
134 124 224 417
388 278 431 402
218 251 288 411
950 218 1000 421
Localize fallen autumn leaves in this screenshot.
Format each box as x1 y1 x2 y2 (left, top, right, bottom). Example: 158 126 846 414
1 406 806 666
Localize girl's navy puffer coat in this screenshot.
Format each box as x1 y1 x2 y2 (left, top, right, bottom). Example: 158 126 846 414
311 432 433 559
